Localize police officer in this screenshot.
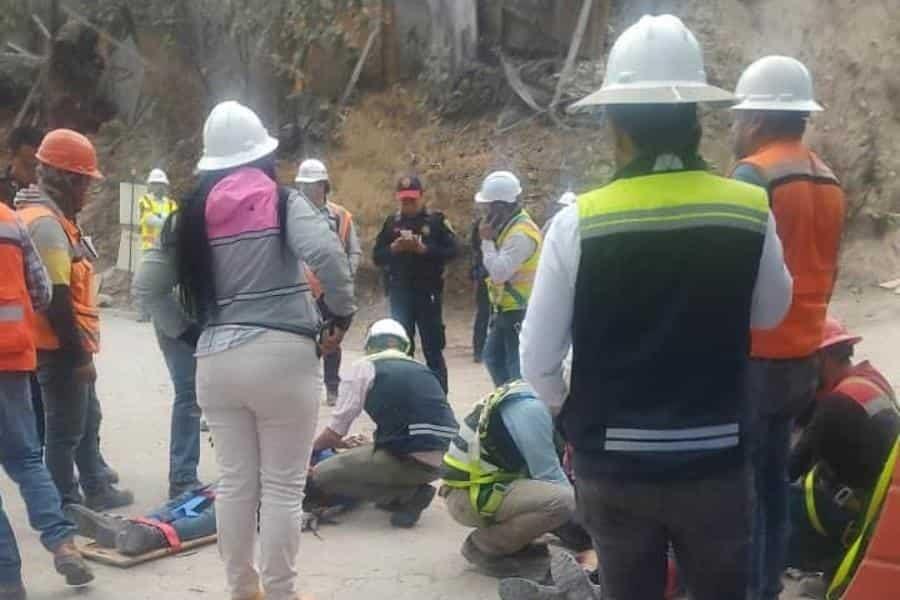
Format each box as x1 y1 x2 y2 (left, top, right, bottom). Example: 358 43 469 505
373 175 458 392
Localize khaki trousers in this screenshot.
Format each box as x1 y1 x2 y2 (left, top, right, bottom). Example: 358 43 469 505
443 479 575 555
198 331 321 600
310 445 441 505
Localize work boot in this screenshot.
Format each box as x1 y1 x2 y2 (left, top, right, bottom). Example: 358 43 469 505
0 583 26 600
325 390 338 407
462 533 551 579
85 486 134 511
52 541 94 588
389 484 436 528
116 522 167 556
64 504 128 548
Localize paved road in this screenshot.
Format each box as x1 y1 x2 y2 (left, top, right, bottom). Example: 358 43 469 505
4 291 898 599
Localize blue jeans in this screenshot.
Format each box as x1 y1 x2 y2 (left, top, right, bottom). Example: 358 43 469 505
746 357 817 600
38 351 107 505
389 287 448 392
0 373 77 585
155 327 201 489
483 310 524 387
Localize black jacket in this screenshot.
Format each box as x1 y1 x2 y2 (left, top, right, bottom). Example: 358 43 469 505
373 209 459 291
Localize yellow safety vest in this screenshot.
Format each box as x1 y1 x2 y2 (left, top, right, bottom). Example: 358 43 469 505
139 194 177 250
486 210 542 312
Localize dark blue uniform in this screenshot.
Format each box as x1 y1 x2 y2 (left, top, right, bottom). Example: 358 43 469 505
373 209 458 391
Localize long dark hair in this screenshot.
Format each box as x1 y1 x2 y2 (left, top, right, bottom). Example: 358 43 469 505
170 153 280 323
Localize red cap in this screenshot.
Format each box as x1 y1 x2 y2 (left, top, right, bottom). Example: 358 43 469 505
819 316 862 351
395 175 423 200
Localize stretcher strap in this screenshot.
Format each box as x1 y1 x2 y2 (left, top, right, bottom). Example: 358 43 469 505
131 517 183 553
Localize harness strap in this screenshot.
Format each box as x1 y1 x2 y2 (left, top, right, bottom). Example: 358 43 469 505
131 517 183 553
805 466 828 537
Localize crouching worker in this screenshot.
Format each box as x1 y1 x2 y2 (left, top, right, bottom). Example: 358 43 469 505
65 485 216 557
308 318 459 528
441 380 576 578
786 317 900 596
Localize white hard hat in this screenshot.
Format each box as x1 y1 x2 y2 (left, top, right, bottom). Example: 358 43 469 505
557 191 577 206
146 168 169 185
570 14 734 111
295 158 329 183
197 101 279 172
475 171 522 204
732 55 823 112
365 318 410 352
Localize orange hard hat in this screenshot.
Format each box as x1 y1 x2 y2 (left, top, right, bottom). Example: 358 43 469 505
819 316 862 351
36 129 103 180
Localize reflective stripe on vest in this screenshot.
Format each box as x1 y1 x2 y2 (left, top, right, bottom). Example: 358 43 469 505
305 202 353 299
737 141 846 359
835 375 900 417
486 211 541 312
604 423 740 453
442 380 533 517
805 465 830 537
17 204 100 353
0 206 37 371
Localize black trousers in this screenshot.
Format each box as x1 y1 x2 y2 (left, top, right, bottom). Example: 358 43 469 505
389 286 448 393
472 279 490 360
576 466 752 600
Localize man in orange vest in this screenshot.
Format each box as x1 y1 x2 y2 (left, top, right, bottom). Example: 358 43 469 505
786 317 899 598
0 201 94 598
731 56 847 600
295 158 360 406
18 129 133 511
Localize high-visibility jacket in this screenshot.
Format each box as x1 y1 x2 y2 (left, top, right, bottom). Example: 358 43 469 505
735 141 846 359
138 194 177 250
486 210 542 312
306 201 353 300
18 204 99 354
568 170 769 480
0 204 37 371
443 380 535 518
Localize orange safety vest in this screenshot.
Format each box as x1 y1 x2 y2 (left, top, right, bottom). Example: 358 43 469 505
735 140 846 359
0 204 37 371
305 202 353 300
17 204 100 354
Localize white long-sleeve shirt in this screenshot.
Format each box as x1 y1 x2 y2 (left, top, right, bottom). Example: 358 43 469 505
520 204 793 415
481 232 538 284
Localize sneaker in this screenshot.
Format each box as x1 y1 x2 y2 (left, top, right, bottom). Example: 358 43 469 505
0 583 26 600
64 504 127 548
461 534 550 579
85 486 134 511
389 484 436 528
52 541 94 587
326 390 338 407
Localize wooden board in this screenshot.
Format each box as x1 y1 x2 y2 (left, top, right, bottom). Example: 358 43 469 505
79 534 217 568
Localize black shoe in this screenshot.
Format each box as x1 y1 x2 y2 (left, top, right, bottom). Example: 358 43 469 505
116 522 167 556
461 534 551 579
389 484 436 528
169 480 203 500
85 486 134 511
64 504 128 548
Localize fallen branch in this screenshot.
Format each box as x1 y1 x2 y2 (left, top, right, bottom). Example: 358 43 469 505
548 0 593 128
339 23 382 109
500 53 544 113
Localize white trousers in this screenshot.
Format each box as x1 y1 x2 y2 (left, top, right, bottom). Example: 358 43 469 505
197 330 321 600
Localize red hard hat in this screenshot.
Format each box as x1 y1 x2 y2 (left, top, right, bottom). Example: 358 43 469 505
819 316 862 351
36 129 104 180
